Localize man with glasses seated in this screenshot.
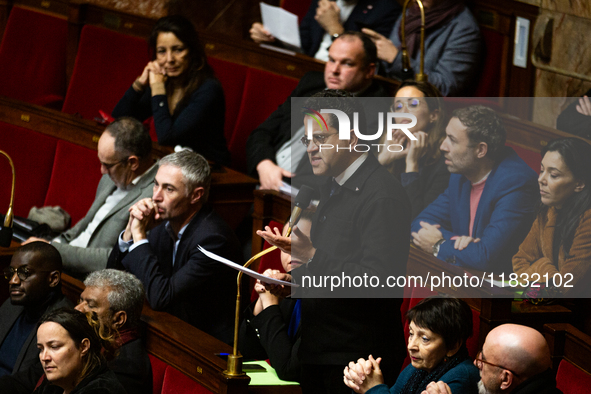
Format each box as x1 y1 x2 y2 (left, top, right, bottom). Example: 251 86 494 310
0 242 73 377
23 117 158 278
472 324 561 394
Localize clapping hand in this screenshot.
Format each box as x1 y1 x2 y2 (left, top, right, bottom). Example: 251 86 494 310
343 355 384 394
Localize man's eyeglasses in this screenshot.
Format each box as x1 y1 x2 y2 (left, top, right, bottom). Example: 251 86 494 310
100 157 128 170
300 133 338 147
390 98 422 112
475 351 520 377
3 266 50 281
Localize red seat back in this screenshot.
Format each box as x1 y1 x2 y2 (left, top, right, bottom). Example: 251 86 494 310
0 7 67 107
506 143 541 174
473 28 504 98
62 25 150 120
149 354 166 394
161 364 213 394
208 57 249 143
229 68 298 172
43 140 102 226
281 0 313 24
556 359 591 394
0 123 57 217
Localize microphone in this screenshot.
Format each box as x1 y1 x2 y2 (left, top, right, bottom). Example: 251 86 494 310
287 185 314 235
0 150 14 247
223 185 315 377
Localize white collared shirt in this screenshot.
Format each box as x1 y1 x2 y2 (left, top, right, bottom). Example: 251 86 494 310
334 152 368 185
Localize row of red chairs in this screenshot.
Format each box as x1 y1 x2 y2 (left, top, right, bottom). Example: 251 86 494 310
0 6 300 173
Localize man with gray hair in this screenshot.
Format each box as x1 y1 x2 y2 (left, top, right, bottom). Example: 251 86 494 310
0 269 151 394
108 150 241 345
24 117 158 278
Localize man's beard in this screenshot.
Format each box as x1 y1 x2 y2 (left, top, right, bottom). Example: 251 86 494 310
478 379 500 394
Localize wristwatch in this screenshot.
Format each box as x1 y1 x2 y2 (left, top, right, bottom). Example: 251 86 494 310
432 238 446 257
331 33 340 41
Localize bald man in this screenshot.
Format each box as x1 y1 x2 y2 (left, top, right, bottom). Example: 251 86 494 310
0 242 73 377
472 323 561 394
423 323 561 394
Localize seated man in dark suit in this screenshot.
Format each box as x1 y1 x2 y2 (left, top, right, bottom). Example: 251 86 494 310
250 0 399 61
411 106 539 273
108 150 241 345
0 269 152 394
24 117 158 278
0 242 72 377
246 31 390 191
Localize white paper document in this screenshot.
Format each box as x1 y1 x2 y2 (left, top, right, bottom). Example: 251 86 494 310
198 245 298 287
260 3 301 49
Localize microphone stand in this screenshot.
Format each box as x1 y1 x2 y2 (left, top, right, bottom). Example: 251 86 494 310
0 150 15 247
223 226 294 376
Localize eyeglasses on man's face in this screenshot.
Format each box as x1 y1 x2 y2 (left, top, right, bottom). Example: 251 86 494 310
100 157 129 170
475 351 520 377
3 266 50 281
300 133 338 147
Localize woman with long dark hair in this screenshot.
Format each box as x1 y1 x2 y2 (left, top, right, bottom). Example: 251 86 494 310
113 15 230 165
343 297 479 394
379 80 449 219
33 308 124 394
513 138 591 292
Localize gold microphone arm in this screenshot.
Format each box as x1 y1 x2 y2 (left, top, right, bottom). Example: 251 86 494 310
0 150 15 229
400 0 428 82
224 225 294 376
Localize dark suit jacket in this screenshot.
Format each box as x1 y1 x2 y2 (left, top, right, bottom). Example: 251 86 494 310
0 334 152 394
299 0 401 57
294 154 409 384
0 292 73 375
246 71 390 190
239 298 301 382
108 205 241 345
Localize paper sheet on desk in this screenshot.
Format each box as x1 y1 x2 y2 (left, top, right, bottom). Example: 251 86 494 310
260 3 301 49
198 245 299 287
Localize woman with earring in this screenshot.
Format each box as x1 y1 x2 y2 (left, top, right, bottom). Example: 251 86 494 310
513 138 591 293
378 80 449 219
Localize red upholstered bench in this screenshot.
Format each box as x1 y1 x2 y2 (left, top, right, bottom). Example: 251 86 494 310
228 68 299 172
506 143 541 174
544 323 591 394
43 140 102 226
208 57 249 143
0 6 67 108
0 121 101 231
149 354 213 394
62 25 150 120
0 122 57 217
